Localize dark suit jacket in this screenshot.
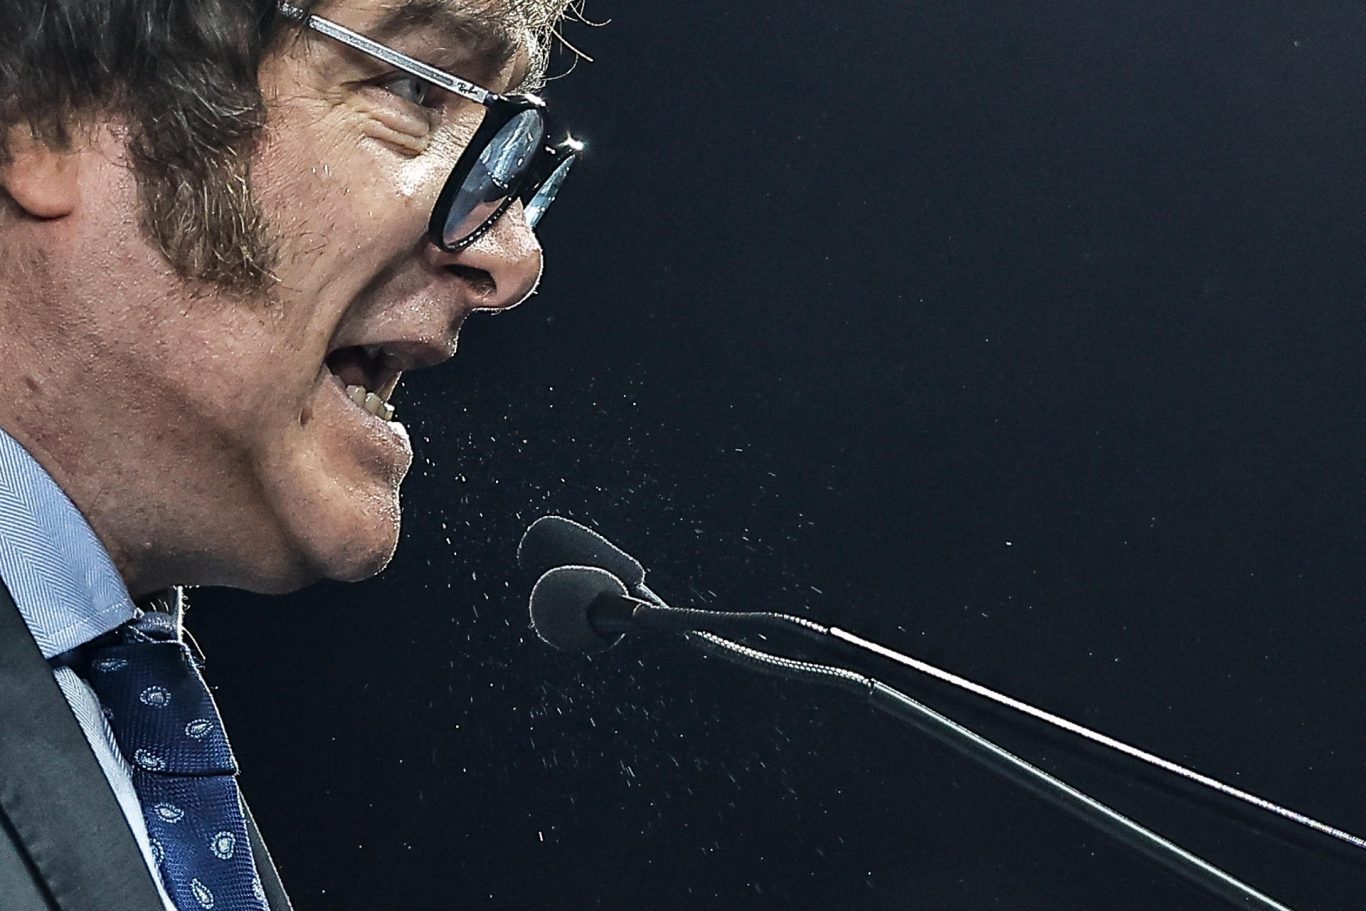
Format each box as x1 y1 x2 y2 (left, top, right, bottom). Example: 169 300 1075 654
0 582 293 911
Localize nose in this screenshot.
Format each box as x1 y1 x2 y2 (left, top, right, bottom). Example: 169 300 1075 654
437 202 544 313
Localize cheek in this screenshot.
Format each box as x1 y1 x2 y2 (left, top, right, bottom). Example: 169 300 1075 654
377 116 482 222
376 138 461 229
257 131 452 285
395 159 438 205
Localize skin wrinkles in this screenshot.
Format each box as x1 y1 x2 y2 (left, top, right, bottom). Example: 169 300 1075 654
0 0 545 597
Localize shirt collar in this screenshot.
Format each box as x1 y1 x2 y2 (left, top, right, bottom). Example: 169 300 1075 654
0 428 137 659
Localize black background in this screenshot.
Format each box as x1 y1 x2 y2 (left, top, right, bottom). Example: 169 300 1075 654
195 1 1366 908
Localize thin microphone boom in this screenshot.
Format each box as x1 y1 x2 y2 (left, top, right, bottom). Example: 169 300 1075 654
828 625 1366 853
688 630 1294 911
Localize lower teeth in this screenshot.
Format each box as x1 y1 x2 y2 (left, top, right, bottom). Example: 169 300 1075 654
345 384 395 421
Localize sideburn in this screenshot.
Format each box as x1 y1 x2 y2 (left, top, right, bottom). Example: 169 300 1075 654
135 144 279 296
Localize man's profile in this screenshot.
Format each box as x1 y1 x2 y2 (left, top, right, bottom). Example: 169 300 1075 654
0 0 578 907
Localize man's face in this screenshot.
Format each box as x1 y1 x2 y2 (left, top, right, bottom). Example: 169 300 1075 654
51 1 543 593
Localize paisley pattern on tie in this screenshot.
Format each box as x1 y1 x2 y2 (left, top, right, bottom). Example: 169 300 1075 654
83 615 270 911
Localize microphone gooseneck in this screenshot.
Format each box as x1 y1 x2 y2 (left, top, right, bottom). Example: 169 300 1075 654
520 516 831 651
529 563 831 654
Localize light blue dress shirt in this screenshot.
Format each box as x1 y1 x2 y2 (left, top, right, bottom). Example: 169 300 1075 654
0 428 177 909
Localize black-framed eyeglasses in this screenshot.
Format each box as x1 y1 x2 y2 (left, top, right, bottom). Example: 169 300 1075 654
279 3 581 251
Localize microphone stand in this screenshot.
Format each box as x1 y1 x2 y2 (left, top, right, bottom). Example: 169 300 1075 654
609 596 1366 856
682 629 1295 911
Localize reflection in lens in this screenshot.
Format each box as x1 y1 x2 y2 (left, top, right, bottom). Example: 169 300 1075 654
483 113 542 186
524 155 576 228
443 109 545 246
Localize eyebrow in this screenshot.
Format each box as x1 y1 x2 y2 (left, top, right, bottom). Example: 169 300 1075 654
368 0 525 80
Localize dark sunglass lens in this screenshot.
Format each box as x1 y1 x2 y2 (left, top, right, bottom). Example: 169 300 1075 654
443 109 545 246
523 154 576 229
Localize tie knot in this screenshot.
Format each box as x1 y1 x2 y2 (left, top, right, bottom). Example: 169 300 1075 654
129 609 181 642
84 633 238 777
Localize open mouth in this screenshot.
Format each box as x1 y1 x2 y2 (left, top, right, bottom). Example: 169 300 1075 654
325 344 402 422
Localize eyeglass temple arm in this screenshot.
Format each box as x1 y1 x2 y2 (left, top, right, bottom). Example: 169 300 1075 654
277 3 492 106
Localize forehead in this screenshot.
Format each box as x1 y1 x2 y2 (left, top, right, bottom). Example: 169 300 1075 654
315 0 538 87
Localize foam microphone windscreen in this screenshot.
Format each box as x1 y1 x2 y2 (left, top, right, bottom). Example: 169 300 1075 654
528 565 629 654
518 516 646 588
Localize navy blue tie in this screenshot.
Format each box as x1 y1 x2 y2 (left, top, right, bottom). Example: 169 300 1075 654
83 612 270 911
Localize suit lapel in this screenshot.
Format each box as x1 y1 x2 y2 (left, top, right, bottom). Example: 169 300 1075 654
0 580 166 910
242 801 294 911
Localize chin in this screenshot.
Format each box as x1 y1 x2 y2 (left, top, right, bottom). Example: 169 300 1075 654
237 501 402 594
325 533 400 583
242 430 411 592
310 506 403 584
240 535 397 594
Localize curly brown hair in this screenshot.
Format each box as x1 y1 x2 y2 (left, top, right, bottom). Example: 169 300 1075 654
0 0 577 292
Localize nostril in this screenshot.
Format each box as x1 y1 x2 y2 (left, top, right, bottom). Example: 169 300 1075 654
445 263 496 298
